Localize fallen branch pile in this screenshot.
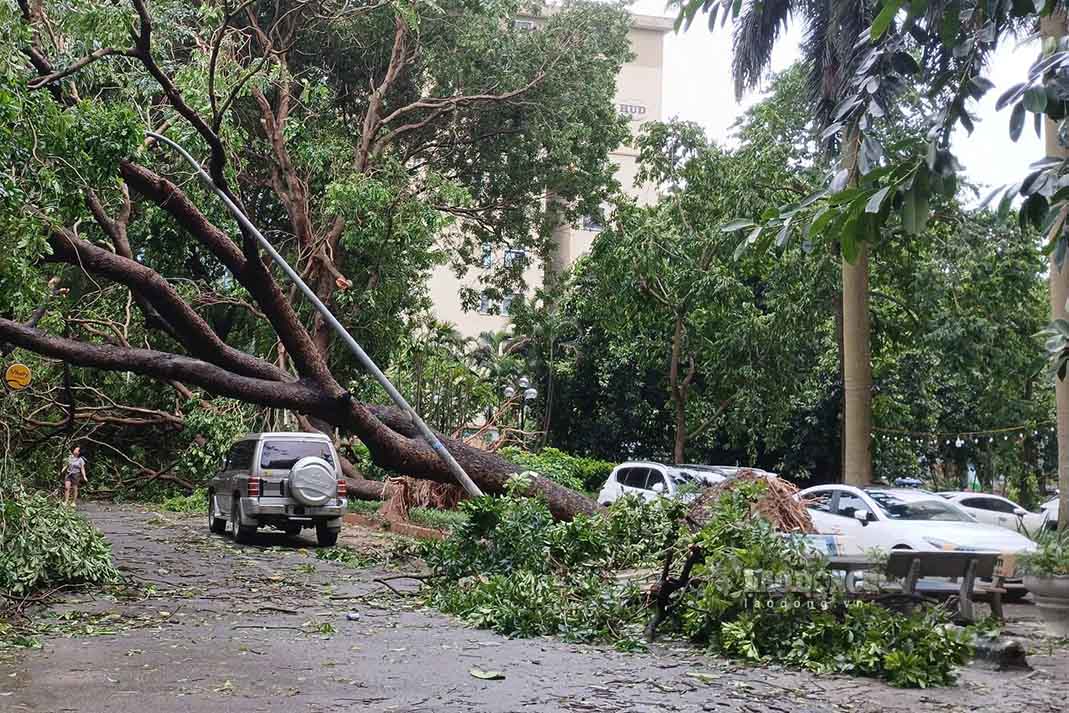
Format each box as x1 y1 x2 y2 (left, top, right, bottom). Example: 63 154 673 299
685 470 816 534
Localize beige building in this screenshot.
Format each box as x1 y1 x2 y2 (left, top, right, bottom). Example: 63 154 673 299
427 11 672 337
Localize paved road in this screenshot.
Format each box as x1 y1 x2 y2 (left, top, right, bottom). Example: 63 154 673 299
1 504 1067 713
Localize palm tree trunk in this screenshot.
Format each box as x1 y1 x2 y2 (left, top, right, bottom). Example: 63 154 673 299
1045 13 1069 531
841 132 873 486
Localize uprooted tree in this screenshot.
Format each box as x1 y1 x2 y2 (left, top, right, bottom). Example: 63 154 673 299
0 0 630 519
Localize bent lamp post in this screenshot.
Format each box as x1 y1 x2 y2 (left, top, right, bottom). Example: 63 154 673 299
148 131 484 499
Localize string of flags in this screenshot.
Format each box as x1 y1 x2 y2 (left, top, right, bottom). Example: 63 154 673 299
873 421 1057 447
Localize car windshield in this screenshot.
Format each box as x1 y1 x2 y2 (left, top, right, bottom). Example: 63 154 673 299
866 492 972 522
260 440 334 470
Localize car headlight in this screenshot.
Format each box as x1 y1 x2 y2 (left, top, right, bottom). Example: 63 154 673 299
922 537 982 552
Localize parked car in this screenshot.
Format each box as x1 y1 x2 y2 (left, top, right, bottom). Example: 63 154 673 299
797 485 1037 555
798 485 1037 598
936 491 1051 534
208 432 346 546
597 462 775 504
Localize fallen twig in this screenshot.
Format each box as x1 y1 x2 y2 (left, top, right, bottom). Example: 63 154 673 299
373 577 419 596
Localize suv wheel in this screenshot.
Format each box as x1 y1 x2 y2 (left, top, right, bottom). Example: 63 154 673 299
315 523 338 547
231 498 256 544
208 492 226 534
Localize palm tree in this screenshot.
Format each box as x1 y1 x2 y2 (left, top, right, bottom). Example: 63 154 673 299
1042 12 1069 531
677 0 876 484
507 277 577 447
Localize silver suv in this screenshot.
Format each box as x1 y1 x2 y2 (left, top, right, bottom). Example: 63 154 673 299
207 432 345 547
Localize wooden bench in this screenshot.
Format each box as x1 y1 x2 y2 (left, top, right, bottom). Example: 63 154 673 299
826 551 1008 621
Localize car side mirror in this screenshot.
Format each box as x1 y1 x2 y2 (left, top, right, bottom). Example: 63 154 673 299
1013 507 1027 518
853 509 872 526
651 482 665 494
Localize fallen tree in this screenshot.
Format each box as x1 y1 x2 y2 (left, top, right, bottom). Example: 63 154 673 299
0 0 629 519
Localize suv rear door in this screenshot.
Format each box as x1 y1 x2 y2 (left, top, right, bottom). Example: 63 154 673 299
257 438 337 499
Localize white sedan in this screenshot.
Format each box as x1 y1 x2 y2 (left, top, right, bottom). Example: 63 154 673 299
797 485 1038 556
936 491 1051 534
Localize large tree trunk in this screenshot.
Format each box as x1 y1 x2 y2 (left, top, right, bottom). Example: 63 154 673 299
1045 13 1069 532
668 314 691 465
368 405 599 520
841 132 873 486
834 288 846 482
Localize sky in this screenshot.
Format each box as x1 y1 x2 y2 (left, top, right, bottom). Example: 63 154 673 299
630 0 1044 196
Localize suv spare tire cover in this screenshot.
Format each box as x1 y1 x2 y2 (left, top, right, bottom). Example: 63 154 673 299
289 456 336 507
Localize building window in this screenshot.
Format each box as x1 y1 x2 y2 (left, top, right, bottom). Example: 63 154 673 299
582 215 603 232
481 244 493 269
478 293 492 315
501 292 515 316
503 248 526 268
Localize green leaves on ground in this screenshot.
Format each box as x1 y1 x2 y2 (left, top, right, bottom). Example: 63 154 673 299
663 482 972 688
160 488 208 513
0 492 120 597
423 494 681 642
424 484 974 687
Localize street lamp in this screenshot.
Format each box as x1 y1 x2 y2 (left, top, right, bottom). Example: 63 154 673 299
503 376 538 445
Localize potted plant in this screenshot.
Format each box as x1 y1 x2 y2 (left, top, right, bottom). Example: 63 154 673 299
1020 529 1069 636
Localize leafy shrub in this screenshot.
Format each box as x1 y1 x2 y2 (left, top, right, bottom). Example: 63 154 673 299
497 446 614 493
1019 528 1069 576
0 492 120 596
160 488 207 513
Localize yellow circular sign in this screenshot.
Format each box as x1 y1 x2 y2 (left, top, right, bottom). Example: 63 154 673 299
4 363 32 391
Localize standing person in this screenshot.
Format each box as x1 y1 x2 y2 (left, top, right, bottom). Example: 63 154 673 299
63 445 87 507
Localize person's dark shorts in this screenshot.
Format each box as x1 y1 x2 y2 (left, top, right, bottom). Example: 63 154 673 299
64 472 80 485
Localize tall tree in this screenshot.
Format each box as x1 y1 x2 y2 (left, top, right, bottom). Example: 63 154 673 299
674 0 878 484
1042 11 1069 530
540 109 833 467
0 0 632 519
